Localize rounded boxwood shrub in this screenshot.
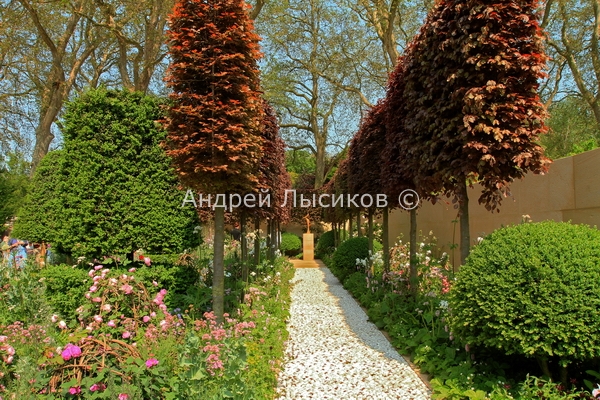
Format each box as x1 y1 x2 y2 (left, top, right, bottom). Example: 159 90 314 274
331 237 382 282
315 230 347 258
280 232 302 256
449 221 600 369
316 230 335 259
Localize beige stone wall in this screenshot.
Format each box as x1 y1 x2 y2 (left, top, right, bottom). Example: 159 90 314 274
388 147 600 268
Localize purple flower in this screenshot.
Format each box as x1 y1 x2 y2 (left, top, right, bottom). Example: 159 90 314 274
145 358 159 368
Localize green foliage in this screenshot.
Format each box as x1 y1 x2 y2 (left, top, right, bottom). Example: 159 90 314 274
39 264 90 323
279 232 302 256
0 261 50 325
13 88 199 258
331 237 382 282
449 221 600 369
0 152 30 225
315 230 335 258
542 95 600 159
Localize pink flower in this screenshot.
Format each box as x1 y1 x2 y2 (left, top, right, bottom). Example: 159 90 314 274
90 382 106 392
128 267 136 272
107 320 116 328
93 315 103 323
58 321 67 330
68 387 81 395
94 265 103 271
88 269 95 277
144 257 151 266
61 344 82 361
592 385 600 398
51 315 58 323
145 358 159 368
152 280 158 286
142 316 150 323
118 394 129 400
121 284 133 295
101 304 111 312
122 331 131 339
89 285 98 292
92 297 102 303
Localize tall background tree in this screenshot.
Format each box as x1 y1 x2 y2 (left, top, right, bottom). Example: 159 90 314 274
163 0 264 322
395 0 550 264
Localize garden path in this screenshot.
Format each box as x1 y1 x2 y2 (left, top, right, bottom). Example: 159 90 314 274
276 265 431 399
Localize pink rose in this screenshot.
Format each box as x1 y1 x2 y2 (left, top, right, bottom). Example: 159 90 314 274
68 387 81 395
61 344 82 361
107 320 116 328
122 331 131 339
143 316 150 323
118 394 129 400
92 297 102 303
144 257 151 266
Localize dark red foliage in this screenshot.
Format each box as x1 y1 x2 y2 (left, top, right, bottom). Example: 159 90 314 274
162 0 264 195
381 57 417 207
248 101 292 223
387 0 551 211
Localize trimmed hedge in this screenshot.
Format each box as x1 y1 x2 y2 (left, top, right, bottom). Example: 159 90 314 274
13 88 199 258
315 230 347 259
449 221 600 369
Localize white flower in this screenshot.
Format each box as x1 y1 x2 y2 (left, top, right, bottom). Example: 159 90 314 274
439 300 449 309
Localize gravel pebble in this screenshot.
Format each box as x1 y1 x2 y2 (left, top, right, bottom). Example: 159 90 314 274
277 267 431 400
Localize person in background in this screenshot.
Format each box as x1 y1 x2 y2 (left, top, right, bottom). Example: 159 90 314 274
8 238 27 269
1 234 10 264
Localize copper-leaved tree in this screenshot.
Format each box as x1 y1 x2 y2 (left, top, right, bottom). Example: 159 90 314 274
400 0 551 264
163 0 264 322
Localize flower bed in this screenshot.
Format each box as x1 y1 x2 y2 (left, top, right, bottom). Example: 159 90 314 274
325 232 600 400
0 242 293 399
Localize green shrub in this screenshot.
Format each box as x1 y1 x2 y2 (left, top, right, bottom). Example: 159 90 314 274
331 237 382 282
39 264 90 323
315 230 347 258
13 88 199 258
449 221 600 372
280 232 302 256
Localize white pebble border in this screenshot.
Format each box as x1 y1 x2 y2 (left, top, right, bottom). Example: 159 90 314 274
276 267 431 400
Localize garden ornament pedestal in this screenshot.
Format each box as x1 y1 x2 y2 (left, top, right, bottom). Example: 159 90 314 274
303 234 314 261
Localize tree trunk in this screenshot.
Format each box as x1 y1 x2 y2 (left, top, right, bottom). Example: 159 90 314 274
356 211 362 237
349 215 353 238
368 208 374 275
31 85 64 173
409 208 418 293
241 211 248 283
254 218 261 266
213 207 225 324
266 219 272 261
383 206 389 274
458 180 471 266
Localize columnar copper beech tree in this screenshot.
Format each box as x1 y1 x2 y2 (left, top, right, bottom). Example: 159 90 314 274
388 0 551 264
163 0 264 323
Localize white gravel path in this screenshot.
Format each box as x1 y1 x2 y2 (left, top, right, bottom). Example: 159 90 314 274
277 267 431 400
